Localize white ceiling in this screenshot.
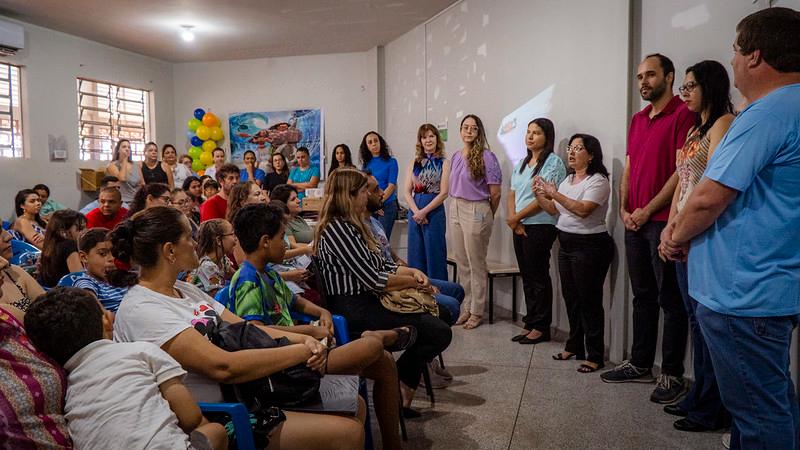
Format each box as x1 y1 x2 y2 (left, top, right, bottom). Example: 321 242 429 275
0 0 455 62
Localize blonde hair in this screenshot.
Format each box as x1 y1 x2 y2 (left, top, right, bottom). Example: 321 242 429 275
314 169 379 253
414 123 445 163
461 114 490 180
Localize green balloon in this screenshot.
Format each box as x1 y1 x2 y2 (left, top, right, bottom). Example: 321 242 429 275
192 159 205 172
188 146 203 159
187 118 202 132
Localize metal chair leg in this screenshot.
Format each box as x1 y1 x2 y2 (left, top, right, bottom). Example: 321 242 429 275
438 353 445 369
422 364 435 405
488 275 494 324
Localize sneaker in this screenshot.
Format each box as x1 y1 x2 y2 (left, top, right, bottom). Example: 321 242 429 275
722 432 731 449
600 360 654 383
421 363 451 389
430 358 453 381
650 374 689 404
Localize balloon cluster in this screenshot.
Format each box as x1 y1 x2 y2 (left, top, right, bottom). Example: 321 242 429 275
185 108 224 174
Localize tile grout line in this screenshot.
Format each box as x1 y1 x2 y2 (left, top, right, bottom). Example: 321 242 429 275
507 346 536 450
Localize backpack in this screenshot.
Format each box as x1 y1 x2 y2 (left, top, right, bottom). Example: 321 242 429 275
206 320 322 410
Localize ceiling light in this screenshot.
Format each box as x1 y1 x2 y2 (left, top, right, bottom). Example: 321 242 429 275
180 25 195 42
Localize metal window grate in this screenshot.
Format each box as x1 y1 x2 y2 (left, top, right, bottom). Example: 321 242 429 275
0 63 24 158
77 78 151 161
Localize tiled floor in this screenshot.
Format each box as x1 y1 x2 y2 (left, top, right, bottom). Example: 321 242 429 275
392 314 725 450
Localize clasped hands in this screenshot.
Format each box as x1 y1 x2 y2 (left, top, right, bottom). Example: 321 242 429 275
658 221 689 262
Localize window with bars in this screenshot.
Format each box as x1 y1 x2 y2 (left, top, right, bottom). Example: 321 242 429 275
0 62 24 158
77 78 151 161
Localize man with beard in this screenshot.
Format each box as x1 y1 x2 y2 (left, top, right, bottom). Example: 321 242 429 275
601 54 695 405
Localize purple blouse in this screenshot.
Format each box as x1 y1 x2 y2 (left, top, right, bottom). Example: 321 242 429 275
448 150 502 201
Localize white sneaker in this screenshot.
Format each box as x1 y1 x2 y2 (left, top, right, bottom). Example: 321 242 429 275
431 358 453 380
721 432 730 449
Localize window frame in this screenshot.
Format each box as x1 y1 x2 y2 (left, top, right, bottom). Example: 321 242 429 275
0 61 24 159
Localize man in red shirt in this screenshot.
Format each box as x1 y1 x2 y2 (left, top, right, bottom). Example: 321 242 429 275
601 54 695 404
86 187 128 229
200 163 240 222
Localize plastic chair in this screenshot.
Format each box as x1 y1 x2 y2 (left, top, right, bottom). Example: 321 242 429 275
1 220 10 230
10 239 39 264
57 271 86 287
198 402 256 450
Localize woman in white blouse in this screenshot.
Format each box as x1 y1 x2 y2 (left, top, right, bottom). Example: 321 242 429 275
534 133 614 374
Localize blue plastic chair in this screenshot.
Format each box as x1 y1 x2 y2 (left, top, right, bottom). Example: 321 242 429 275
57 271 86 287
10 239 39 265
198 402 256 450
1 220 10 230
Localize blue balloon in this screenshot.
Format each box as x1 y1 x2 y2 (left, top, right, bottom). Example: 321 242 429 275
193 108 206 120
191 136 203 147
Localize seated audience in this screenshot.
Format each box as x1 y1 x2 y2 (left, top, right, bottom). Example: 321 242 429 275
38 210 86 288
163 144 193 189
264 152 290 194
328 143 356 176
288 147 320 200
0 255 46 312
110 206 367 449
141 141 174 187
0 303 72 449
13 189 48 249
73 228 129 313
186 219 237 296
226 181 268 264
126 183 172 217
86 186 128 230
240 150 266 186
200 163 240 222
33 183 66 218
171 188 200 238
24 288 228 450
105 139 143 205
316 169 452 416
202 178 219 201
80 175 122 214
0 228 12 260
203 147 226 180
179 154 195 174
270 184 314 245
535 134 614 373
230 203 406 449
182 176 203 223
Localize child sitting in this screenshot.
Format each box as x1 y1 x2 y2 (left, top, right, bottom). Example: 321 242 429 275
72 228 129 313
186 219 237 296
24 288 227 450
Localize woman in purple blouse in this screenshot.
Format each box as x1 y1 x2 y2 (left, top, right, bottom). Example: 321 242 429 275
448 114 502 329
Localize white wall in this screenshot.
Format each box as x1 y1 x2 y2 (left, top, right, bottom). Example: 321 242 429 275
172 50 379 171
0 17 174 220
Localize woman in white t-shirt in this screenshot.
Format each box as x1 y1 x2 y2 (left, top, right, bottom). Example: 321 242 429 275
109 206 365 450
534 133 614 374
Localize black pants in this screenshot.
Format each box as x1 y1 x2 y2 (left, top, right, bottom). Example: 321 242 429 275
625 221 687 376
327 293 452 390
558 231 614 365
513 224 558 332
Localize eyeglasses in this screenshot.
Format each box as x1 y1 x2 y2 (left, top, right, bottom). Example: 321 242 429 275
173 199 188 206
461 125 479 132
567 145 586 153
158 195 172 204
678 81 698 95
221 232 236 237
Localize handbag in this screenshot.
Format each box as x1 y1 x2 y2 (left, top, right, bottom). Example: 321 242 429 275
379 288 440 316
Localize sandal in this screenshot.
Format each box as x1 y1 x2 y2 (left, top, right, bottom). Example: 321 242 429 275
552 351 584 361
386 326 418 352
463 315 483 330
577 362 604 373
454 312 470 326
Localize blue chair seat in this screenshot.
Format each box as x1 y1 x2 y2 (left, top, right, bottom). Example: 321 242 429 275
57 271 86 287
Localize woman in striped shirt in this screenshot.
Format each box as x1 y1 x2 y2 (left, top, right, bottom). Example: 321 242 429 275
315 168 453 417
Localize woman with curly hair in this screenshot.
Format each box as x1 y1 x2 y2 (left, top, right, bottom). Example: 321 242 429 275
360 131 400 240
447 114 502 329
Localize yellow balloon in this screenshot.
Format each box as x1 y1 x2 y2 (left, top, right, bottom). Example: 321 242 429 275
210 126 224 141
202 140 216 153
200 150 213 166
196 125 211 141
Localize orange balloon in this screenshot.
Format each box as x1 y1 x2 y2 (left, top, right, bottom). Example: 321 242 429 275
202 112 218 127
197 169 205 177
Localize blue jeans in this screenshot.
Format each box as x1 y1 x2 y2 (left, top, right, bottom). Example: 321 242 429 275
407 194 448 280
431 278 464 326
696 304 799 449
376 198 398 242
675 262 728 428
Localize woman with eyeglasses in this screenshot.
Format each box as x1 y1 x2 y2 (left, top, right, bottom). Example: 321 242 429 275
171 188 199 239
534 134 613 373
448 114 502 329
126 183 172 217
658 60 734 432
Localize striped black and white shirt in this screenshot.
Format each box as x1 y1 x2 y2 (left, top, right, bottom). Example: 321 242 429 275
317 218 397 296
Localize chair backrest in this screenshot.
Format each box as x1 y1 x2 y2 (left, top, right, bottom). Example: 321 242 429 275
57 271 86 287
10 239 39 258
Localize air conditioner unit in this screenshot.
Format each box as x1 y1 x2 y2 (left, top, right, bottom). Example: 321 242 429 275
0 20 24 56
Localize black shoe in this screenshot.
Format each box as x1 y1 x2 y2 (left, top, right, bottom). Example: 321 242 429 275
600 360 654 383
518 333 550 345
650 374 689 404
663 404 688 417
673 418 712 432
402 407 421 419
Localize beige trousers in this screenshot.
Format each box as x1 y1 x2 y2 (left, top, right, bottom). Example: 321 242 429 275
449 197 494 317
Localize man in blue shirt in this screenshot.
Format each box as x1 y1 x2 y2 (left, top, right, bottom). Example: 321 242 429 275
664 7 800 449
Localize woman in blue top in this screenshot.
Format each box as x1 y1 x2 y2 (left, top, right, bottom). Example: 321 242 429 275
360 131 399 239
508 118 566 345
239 150 266 187
403 124 451 280
287 147 320 200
